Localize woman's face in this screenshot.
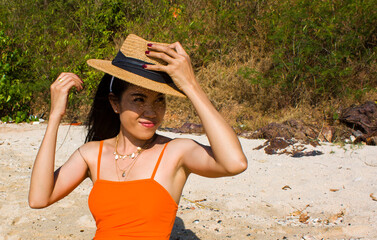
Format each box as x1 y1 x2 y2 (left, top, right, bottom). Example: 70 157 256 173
115 85 166 140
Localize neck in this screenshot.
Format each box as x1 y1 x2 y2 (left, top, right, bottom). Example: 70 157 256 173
116 132 156 154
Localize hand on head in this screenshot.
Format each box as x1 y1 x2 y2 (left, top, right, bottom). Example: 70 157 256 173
143 42 197 93
50 72 84 119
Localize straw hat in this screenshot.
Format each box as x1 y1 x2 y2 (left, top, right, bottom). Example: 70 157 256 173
87 34 185 97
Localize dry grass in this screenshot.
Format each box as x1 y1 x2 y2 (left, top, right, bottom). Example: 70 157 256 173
30 0 377 133
163 48 377 133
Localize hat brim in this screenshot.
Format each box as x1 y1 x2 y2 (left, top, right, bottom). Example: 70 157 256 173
87 59 186 98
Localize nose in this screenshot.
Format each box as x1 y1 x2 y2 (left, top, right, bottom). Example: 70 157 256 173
143 104 157 118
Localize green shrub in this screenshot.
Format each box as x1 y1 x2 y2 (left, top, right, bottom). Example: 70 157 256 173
0 24 32 122
249 0 377 106
0 0 376 126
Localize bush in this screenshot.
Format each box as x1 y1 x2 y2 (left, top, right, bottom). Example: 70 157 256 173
241 0 377 107
0 0 376 128
0 24 32 122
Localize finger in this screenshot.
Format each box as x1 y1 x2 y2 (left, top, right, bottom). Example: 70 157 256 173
66 72 84 84
60 73 84 85
142 64 167 72
145 50 175 64
147 43 180 59
168 42 189 56
54 77 80 93
56 73 83 83
61 77 83 92
59 80 83 95
53 74 65 86
55 73 83 91
66 74 84 91
56 75 68 84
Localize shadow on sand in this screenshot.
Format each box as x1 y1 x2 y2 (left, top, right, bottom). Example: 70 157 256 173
170 217 200 240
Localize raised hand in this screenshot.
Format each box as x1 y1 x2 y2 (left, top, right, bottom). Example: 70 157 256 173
50 72 83 119
144 42 197 93
146 41 247 177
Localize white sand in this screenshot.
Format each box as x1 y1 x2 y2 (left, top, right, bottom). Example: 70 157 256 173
0 123 376 239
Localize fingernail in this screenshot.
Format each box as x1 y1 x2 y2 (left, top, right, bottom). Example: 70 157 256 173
142 64 147 69
145 51 150 54
147 43 153 47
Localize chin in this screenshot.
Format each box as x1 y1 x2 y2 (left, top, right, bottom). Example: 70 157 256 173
138 129 157 140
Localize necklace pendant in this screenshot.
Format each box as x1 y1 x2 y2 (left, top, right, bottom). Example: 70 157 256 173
122 171 126 177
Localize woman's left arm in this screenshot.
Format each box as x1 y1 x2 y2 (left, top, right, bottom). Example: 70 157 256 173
145 42 247 177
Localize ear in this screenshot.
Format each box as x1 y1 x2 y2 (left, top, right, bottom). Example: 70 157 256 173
108 93 120 114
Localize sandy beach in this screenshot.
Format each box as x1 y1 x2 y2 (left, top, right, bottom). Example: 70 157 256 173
0 123 376 240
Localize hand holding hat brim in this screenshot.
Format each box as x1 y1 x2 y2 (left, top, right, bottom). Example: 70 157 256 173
87 34 186 98
144 42 197 95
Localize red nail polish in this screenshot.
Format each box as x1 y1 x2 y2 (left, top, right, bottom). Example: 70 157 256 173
147 43 153 47
145 51 150 54
142 64 147 69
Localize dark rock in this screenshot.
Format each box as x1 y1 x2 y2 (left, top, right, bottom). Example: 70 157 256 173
292 150 323 158
354 130 377 145
175 122 204 134
254 137 323 157
352 130 364 137
340 101 377 134
249 119 319 141
254 138 297 155
339 101 377 145
159 123 204 134
264 138 295 155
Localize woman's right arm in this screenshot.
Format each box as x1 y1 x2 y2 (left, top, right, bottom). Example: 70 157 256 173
28 72 86 209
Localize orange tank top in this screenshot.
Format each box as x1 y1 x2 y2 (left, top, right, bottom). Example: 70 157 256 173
88 141 178 239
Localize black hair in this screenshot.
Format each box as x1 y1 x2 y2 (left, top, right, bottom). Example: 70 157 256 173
85 74 129 142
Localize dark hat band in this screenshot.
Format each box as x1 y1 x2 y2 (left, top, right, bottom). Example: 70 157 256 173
111 51 183 94
112 50 169 81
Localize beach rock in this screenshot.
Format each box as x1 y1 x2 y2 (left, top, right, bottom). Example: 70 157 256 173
340 101 377 134
249 119 318 141
264 138 295 155
173 123 204 134
254 137 323 157
354 131 377 145
318 126 335 142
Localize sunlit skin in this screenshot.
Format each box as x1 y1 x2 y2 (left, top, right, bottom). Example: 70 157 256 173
28 41 248 209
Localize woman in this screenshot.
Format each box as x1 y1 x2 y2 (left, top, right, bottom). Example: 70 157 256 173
28 34 247 239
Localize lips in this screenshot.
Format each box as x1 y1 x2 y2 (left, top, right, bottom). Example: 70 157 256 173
139 120 156 128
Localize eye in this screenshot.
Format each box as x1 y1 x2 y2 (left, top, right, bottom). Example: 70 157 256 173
133 97 145 103
156 96 165 103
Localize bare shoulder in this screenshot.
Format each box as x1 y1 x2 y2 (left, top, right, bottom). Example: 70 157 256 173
167 137 197 147
78 141 101 152
76 140 103 165
164 137 206 157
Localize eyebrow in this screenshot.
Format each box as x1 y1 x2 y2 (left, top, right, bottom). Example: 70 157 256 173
131 93 164 98
131 93 147 98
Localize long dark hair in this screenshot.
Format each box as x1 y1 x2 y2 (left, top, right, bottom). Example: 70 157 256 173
85 74 129 142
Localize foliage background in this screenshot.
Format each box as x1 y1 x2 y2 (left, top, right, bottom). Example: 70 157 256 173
1 0 376 130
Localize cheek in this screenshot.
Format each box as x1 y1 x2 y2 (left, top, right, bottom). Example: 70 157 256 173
120 102 142 113
156 104 166 117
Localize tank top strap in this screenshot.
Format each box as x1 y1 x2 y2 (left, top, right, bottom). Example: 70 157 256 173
97 141 104 180
151 142 170 180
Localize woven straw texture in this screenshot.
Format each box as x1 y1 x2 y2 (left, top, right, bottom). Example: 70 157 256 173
87 34 185 98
